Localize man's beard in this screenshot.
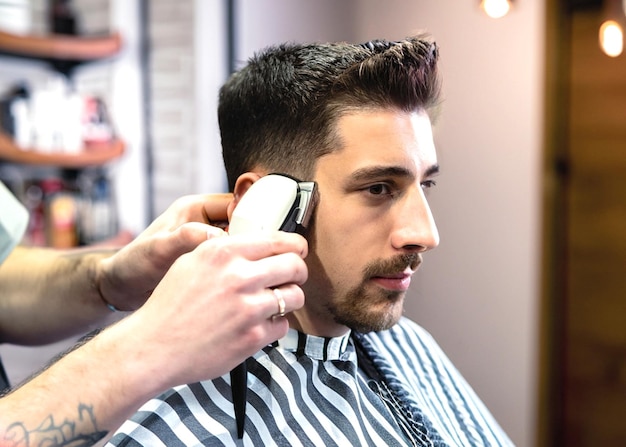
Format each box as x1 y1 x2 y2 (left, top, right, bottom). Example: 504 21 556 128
328 253 421 333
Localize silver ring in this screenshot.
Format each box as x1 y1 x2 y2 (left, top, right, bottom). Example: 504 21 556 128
272 288 286 317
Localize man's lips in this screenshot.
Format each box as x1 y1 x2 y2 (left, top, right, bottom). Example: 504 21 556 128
370 271 413 291
365 254 422 292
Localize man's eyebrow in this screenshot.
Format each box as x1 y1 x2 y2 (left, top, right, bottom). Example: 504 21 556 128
350 166 413 181
425 164 440 178
349 163 440 182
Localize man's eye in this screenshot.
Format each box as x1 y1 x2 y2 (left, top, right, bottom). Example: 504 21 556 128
368 184 391 195
421 180 437 190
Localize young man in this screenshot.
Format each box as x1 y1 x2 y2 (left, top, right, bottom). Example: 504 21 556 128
109 36 514 446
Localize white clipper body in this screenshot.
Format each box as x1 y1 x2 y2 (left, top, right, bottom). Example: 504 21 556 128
229 174 317 236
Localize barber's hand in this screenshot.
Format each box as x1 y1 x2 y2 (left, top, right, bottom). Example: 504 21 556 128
97 193 233 311
119 230 308 388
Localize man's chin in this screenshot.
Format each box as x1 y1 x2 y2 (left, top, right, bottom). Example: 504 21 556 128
332 286 404 333
339 308 402 333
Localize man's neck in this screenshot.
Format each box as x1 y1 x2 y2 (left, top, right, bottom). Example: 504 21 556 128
286 310 350 338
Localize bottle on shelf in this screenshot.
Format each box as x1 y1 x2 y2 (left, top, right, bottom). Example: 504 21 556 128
0 13 125 247
0 77 118 162
44 177 78 248
49 0 78 35
77 169 117 245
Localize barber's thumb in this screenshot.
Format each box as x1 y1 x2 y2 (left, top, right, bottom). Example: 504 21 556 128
176 222 226 247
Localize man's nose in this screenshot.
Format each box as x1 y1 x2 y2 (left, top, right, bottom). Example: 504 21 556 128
391 188 439 252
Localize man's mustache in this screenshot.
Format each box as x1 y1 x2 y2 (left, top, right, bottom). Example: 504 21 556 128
362 253 422 278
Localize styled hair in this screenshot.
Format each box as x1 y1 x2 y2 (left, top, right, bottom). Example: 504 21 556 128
218 35 441 190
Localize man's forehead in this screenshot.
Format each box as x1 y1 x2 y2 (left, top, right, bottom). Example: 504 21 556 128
313 109 437 180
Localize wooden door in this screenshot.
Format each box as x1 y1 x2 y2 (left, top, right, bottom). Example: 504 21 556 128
559 6 626 446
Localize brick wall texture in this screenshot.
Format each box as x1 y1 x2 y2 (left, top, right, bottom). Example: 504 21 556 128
148 0 198 214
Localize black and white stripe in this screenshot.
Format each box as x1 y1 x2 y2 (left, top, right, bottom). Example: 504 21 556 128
109 318 514 446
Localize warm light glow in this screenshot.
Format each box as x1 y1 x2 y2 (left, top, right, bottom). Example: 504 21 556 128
599 20 624 57
481 0 511 19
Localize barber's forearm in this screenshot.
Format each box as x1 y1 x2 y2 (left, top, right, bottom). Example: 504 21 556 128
0 246 119 345
0 320 165 446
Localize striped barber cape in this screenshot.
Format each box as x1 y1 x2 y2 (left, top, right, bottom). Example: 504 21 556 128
108 318 514 446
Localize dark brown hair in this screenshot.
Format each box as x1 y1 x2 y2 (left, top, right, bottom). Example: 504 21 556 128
218 35 441 190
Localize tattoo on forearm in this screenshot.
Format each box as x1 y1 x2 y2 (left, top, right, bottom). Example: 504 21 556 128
3 404 107 447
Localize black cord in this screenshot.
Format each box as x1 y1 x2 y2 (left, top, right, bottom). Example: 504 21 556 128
230 362 247 438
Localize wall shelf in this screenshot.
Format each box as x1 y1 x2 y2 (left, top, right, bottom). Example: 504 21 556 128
0 130 124 168
0 30 124 168
0 25 126 247
0 30 122 70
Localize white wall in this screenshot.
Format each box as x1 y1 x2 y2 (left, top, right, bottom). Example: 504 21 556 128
230 1 544 446
234 0 356 61
194 0 229 196
109 0 147 233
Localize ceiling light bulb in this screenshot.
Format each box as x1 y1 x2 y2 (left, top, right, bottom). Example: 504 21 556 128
599 20 624 57
481 0 511 19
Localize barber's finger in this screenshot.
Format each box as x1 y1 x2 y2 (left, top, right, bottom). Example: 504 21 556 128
263 284 305 319
163 193 232 227
223 232 308 261
249 251 308 288
166 222 227 255
206 225 228 240
200 193 232 224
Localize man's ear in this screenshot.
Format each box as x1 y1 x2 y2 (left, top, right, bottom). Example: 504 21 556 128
226 172 263 222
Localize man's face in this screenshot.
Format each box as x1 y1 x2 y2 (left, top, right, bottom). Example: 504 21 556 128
294 109 440 336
